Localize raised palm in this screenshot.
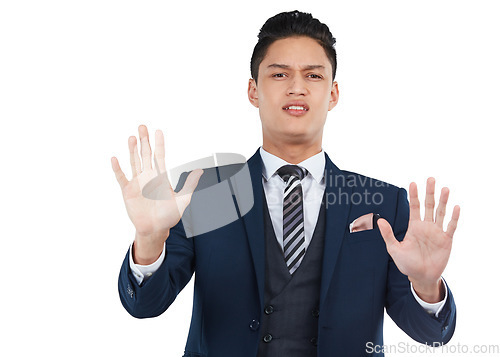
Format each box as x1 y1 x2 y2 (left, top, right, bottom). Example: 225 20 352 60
377 178 460 298
111 125 203 244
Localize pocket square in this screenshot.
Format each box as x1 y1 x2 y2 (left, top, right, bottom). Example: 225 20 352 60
349 213 381 233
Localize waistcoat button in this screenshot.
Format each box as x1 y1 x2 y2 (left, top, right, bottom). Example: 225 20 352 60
264 305 274 315
263 334 273 343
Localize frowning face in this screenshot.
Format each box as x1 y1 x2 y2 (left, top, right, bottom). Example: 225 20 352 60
248 36 339 150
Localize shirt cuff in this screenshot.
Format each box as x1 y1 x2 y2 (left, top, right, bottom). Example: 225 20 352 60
410 278 448 317
349 219 357 233
128 242 166 285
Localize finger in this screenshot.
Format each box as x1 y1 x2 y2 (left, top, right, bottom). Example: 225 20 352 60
138 124 152 171
424 177 435 222
111 157 128 190
128 136 141 177
409 182 421 221
435 187 450 229
376 218 400 257
154 129 167 174
175 169 204 212
445 205 460 239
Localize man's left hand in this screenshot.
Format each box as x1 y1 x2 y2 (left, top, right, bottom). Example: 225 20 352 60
377 177 460 303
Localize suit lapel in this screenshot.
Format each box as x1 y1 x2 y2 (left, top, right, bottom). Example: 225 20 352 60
240 149 353 311
319 153 353 307
241 149 266 310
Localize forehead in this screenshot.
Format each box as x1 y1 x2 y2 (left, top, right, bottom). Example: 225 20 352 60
260 36 331 72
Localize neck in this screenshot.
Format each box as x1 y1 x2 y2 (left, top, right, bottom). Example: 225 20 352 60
262 140 322 164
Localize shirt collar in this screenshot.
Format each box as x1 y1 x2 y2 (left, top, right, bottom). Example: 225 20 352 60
259 146 325 184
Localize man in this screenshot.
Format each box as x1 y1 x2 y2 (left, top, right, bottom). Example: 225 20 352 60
112 10 459 356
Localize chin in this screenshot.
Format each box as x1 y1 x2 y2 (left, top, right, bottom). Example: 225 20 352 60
280 131 311 143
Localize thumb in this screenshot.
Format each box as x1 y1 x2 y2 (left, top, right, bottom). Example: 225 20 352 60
175 169 204 211
377 218 399 255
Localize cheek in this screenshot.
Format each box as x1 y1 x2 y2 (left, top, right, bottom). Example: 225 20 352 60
258 98 282 117
315 90 334 111
258 83 283 105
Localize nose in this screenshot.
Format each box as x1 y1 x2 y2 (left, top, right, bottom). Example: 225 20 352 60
287 75 307 96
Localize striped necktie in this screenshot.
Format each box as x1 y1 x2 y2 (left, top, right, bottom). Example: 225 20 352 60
276 164 308 275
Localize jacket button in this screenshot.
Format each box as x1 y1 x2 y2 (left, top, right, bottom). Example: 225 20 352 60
264 305 274 315
263 334 273 343
249 319 260 331
310 337 318 346
311 308 319 317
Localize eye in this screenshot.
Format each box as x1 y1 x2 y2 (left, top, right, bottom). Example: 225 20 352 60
272 73 287 78
307 73 323 79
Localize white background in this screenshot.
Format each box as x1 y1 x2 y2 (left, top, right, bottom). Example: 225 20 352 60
1 0 499 356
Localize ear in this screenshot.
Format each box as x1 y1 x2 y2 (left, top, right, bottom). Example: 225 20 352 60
248 78 259 108
328 81 339 111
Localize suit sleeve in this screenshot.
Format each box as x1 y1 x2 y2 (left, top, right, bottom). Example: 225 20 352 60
385 187 457 345
117 220 195 318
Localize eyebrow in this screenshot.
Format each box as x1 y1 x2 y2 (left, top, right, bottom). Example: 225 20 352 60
267 63 326 71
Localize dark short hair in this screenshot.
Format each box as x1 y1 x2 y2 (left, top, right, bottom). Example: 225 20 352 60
250 10 337 83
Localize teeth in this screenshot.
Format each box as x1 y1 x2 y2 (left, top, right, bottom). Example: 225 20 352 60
285 106 306 110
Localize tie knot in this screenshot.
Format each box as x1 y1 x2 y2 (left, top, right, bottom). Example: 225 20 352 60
276 164 307 182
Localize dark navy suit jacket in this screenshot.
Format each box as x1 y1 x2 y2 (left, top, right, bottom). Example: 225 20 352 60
118 148 456 357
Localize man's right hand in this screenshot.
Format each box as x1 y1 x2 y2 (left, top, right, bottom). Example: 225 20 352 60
111 125 203 265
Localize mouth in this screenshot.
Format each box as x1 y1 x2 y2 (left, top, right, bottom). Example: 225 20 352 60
282 103 309 117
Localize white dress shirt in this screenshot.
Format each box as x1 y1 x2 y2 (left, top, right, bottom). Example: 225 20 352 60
129 146 447 316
